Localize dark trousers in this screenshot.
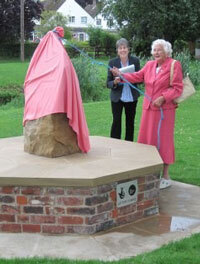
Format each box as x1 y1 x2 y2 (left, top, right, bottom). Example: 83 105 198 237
111 100 138 141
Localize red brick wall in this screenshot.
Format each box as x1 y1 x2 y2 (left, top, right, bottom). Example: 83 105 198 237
0 173 160 235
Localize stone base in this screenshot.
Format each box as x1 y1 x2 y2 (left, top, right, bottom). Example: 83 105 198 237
24 114 80 158
0 136 163 235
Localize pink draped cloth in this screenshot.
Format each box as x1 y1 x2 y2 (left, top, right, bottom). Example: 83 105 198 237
23 31 90 153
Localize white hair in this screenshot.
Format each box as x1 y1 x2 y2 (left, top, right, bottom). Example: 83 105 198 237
151 39 173 57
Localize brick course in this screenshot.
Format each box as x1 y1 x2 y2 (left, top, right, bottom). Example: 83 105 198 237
0 173 160 235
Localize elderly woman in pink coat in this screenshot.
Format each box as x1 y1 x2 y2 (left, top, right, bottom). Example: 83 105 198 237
111 39 183 189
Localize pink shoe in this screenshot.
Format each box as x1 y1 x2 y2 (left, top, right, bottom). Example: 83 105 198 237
160 178 171 189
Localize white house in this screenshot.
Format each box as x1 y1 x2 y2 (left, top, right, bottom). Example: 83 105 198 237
85 1 115 31
57 0 116 41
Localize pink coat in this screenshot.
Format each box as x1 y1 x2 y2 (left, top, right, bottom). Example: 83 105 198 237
123 57 183 164
123 57 183 110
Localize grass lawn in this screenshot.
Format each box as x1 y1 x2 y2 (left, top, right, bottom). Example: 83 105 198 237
0 61 29 86
173 90 200 185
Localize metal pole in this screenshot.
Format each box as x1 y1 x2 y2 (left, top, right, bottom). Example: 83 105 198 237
20 0 24 62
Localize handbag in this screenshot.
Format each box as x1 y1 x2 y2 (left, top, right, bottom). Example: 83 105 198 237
170 60 196 103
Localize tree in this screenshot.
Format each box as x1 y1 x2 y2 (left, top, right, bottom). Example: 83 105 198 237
101 30 119 55
87 26 104 48
35 10 71 39
87 26 119 56
99 0 200 54
0 0 43 43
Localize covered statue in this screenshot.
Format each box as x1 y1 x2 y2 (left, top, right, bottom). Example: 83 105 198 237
23 27 90 157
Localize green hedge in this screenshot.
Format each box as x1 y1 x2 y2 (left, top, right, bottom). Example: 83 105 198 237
0 43 38 58
0 85 23 105
0 42 95 59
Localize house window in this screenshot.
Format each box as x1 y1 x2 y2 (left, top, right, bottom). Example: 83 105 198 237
96 19 101 25
69 16 75 23
73 33 78 39
81 17 87 24
79 33 84 41
107 18 113 28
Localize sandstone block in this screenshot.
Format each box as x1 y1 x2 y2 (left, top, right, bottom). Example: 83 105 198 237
24 113 80 157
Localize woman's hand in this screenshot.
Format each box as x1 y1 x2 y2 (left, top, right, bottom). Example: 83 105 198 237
114 77 121 86
111 67 121 76
152 96 165 107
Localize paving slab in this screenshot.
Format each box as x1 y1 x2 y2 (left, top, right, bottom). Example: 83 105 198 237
0 181 199 260
0 136 162 187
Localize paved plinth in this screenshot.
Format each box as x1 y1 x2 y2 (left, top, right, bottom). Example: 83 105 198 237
0 136 163 234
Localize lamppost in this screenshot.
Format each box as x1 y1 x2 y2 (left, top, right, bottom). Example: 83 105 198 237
20 0 24 62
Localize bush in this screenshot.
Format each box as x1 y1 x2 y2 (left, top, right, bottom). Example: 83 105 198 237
87 27 119 57
0 43 38 59
64 43 80 58
0 93 24 110
87 27 103 48
188 60 200 88
0 85 23 105
101 31 118 56
173 40 188 53
71 40 90 49
174 49 190 78
72 55 104 102
173 49 200 88
131 38 152 57
64 40 93 58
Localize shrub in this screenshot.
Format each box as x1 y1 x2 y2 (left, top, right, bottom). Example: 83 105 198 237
64 40 93 58
87 27 118 57
188 60 200 88
87 27 103 48
173 49 190 78
71 40 90 49
64 43 80 58
0 94 24 109
173 40 188 53
0 43 38 59
0 85 23 105
174 49 200 88
101 31 118 56
131 38 152 57
72 55 104 102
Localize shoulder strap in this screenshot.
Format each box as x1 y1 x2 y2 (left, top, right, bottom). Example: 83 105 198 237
170 60 176 86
